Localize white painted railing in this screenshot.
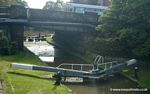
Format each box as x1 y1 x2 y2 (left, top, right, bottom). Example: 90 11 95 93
57 63 94 72
94 55 118 70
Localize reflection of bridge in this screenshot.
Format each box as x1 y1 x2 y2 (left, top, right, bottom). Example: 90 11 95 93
12 55 137 81
0 5 98 49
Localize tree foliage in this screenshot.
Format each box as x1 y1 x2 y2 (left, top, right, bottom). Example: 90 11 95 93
0 0 28 7
96 0 150 60
43 0 65 11
0 37 18 55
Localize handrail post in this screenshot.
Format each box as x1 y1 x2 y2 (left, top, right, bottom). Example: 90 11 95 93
71 64 73 70
105 63 107 70
81 64 83 71
110 62 112 68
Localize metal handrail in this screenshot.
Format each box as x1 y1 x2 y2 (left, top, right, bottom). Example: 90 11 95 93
98 61 118 70
57 63 94 71
94 55 104 69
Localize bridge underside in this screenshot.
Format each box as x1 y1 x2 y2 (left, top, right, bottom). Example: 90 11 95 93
0 19 96 51
29 22 95 32
0 18 96 32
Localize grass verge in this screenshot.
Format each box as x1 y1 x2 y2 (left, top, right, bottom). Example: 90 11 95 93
45 36 53 44
0 51 72 94
122 67 150 89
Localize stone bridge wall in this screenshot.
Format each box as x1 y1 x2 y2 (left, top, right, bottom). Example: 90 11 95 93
28 9 98 24
0 5 98 50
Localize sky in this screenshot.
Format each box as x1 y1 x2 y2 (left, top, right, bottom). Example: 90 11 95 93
25 0 70 9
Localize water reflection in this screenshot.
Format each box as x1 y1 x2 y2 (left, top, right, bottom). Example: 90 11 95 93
65 75 142 94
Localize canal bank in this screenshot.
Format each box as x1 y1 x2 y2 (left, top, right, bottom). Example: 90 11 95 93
0 51 72 94
122 67 150 90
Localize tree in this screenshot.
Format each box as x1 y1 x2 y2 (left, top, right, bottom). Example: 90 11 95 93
0 36 18 55
43 0 65 11
0 0 28 7
95 0 150 59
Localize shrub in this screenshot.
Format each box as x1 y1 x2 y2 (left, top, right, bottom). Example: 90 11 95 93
0 37 18 55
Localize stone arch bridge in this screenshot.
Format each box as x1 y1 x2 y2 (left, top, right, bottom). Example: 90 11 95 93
0 5 98 50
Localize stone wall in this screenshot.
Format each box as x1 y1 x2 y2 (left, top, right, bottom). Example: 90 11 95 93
0 5 98 50
29 9 98 24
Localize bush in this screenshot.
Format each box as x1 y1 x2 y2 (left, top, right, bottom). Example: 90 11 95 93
0 37 18 55
133 40 150 60
92 37 134 58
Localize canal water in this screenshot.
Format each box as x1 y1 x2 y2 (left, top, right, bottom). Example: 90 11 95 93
54 49 142 94
24 41 144 94
65 76 141 94
24 41 55 62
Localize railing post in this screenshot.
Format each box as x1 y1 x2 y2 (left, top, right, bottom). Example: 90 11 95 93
94 55 104 70
81 64 83 71
105 63 107 70
110 62 112 68
71 64 74 70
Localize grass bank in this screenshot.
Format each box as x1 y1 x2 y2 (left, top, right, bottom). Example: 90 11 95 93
0 51 72 94
45 36 53 44
122 67 150 89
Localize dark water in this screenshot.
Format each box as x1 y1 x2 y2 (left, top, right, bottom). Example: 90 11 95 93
65 75 143 94
53 48 146 94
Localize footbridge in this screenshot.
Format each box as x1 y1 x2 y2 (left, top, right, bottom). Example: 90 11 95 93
11 55 137 80
0 5 98 49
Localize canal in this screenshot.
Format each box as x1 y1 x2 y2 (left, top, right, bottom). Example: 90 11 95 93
24 41 143 94
54 49 142 94
65 75 140 94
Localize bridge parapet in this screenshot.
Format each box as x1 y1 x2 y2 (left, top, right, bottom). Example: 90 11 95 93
0 5 98 25
0 7 9 18
28 9 98 25
9 5 27 19
0 5 27 19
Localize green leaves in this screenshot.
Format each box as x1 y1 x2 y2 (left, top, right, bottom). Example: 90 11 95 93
0 37 18 55
95 0 150 59
133 40 150 59
0 0 27 7
43 0 65 11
